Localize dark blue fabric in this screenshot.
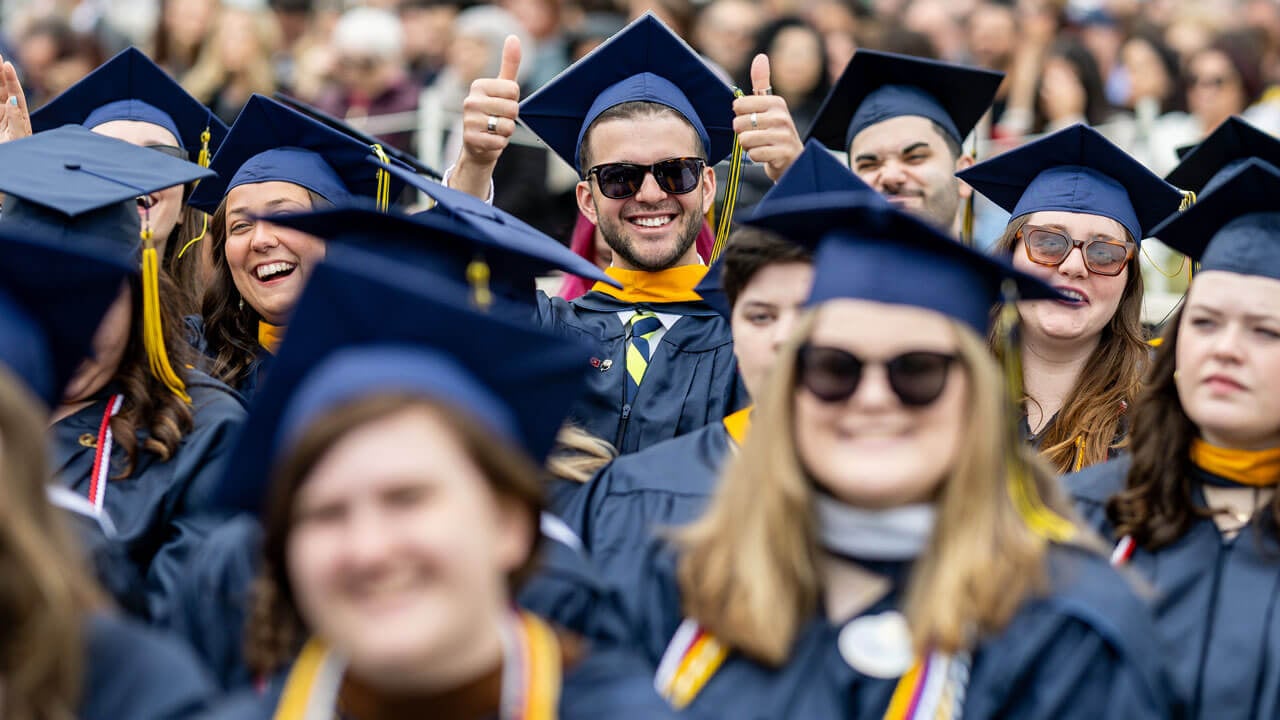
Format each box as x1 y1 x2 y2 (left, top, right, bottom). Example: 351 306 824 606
1166 116 1280 194
611 538 1174 718
1069 456 1280 719
52 372 245 624
80 612 217 720
535 291 744 455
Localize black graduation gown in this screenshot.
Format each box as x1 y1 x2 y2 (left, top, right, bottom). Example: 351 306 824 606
613 539 1174 719
172 514 637 690
196 642 680 720
560 420 730 581
535 291 744 455
51 371 246 624
79 612 217 719
1069 456 1280 719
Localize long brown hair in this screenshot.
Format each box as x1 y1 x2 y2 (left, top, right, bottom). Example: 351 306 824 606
110 272 198 479
1107 308 1280 549
992 214 1147 473
245 394 545 677
677 310 1085 664
166 204 215 317
0 366 103 720
200 192 331 390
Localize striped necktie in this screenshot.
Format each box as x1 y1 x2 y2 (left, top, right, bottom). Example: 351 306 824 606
625 311 663 403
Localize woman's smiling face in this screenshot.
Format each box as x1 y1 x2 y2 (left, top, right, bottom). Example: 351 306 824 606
223 181 327 325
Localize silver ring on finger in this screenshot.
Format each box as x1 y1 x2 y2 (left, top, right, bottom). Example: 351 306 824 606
750 112 758 129
754 86 773 96
486 115 499 133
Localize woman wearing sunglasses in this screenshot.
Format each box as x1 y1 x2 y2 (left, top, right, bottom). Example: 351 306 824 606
959 124 1185 473
1069 159 1280 720
29 47 229 310
202 251 678 719
189 95 405 403
611 193 1173 717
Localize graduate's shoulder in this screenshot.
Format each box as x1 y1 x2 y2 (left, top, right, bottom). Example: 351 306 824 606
184 367 250 418
1038 542 1160 658
594 421 728 497
81 612 218 720
1063 454 1131 508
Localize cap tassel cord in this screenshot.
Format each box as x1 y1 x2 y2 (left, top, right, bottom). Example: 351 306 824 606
998 280 1075 542
710 88 747 262
140 205 191 403
177 126 214 261
371 144 392 212
960 134 978 247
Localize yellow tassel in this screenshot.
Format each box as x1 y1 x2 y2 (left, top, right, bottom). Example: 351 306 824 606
139 216 190 403
1178 189 1197 211
997 280 1075 542
197 127 212 168
710 88 747 262
466 256 492 310
371 144 392 212
176 210 209 260
1072 435 1087 473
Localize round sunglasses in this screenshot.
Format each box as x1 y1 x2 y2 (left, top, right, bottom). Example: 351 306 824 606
797 344 958 407
1017 225 1134 276
586 157 705 200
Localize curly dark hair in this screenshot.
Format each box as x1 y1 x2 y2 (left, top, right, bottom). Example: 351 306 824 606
111 270 199 478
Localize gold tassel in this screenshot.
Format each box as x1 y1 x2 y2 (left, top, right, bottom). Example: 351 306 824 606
139 205 190 403
371 144 392 212
466 256 492 310
177 126 214 260
998 280 1075 542
710 88 747 262
1178 189 1196 211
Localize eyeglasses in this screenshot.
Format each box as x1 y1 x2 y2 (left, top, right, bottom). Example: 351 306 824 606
145 143 188 160
797 344 958 407
586 157 705 199
1017 225 1134 276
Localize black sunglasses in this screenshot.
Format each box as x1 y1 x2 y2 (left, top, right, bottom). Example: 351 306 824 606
586 157 705 199
797 344 958 407
145 143 189 160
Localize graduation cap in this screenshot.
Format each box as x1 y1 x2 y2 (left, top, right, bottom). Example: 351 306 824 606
745 192 1065 333
0 232 133 406
807 50 1004 152
519 12 736 173
1164 116 1280 196
187 94 411 213
1150 158 1280 279
0 125 214 402
30 47 228 165
695 140 881 318
213 250 593 513
272 92 442 179
958 123 1184 243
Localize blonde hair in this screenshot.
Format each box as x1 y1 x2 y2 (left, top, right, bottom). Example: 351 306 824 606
545 425 617 484
676 308 1086 664
181 7 281 106
0 367 102 719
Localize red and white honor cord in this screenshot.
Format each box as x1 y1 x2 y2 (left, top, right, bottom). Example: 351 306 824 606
87 394 124 512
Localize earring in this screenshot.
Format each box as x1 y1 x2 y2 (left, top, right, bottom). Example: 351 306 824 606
239 297 244 311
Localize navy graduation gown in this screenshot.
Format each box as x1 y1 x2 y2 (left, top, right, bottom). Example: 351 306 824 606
196 640 679 719
1069 456 1280 719
172 514 637 690
561 420 730 582
615 539 1173 719
80 612 217 719
51 370 246 623
535 291 744 455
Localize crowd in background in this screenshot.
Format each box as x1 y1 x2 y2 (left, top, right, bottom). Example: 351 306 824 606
4 0 1278 293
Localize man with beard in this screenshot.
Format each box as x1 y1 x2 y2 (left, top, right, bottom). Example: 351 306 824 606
447 13 744 455
739 50 1005 238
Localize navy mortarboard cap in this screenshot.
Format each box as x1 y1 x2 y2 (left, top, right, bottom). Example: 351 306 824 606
808 50 1003 151
214 251 592 513
0 232 132 406
958 124 1184 243
1150 159 1280 280
519 12 736 172
272 92 442 179
187 94 409 213
694 140 880 317
1165 116 1280 196
30 47 228 163
0 125 214 254
746 192 1066 334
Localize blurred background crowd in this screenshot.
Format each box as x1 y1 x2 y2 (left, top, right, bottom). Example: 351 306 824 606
2 0 1274 301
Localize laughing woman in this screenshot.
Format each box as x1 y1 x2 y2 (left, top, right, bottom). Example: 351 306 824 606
959 124 1185 473
1069 159 1280 720
612 193 1174 717
0 129 247 625
189 94 406 402
201 250 677 719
